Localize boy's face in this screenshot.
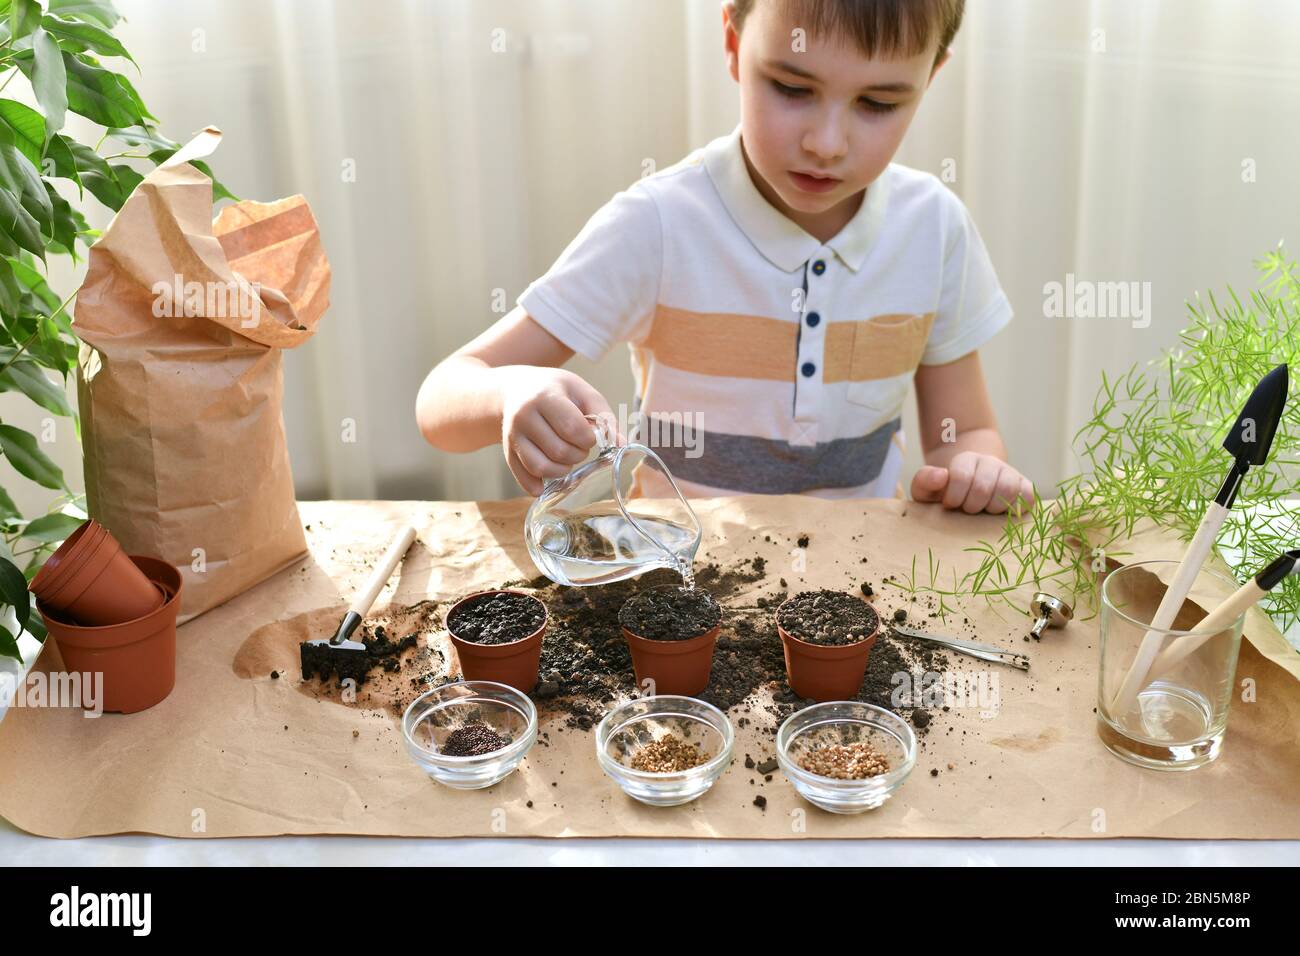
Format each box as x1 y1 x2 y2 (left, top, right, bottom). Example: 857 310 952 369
724 1 946 234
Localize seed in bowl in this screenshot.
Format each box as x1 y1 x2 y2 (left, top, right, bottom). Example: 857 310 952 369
629 733 706 773
798 741 891 779
441 721 510 757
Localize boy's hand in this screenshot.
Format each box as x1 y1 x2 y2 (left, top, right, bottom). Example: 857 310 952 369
910 452 1035 515
500 367 618 496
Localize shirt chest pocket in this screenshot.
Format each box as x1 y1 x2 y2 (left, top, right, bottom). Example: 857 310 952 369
843 312 936 415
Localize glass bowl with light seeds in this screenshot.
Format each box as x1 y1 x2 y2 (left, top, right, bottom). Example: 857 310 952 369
776 701 916 813
595 695 734 806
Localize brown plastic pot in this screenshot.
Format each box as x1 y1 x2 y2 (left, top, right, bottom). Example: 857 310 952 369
776 595 880 702
446 589 547 693
622 624 719 697
36 556 181 714
29 519 163 626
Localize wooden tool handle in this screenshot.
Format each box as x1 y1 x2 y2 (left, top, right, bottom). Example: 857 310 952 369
349 525 418 617
1145 580 1260 680
1110 502 1227 712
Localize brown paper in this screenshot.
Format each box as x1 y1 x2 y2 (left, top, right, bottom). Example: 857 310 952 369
73 127 329 623
1 496 1298 840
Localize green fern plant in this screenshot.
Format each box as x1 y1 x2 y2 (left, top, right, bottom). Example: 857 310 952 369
888 244 1300 639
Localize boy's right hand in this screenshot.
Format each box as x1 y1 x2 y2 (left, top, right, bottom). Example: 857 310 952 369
499 367 618 496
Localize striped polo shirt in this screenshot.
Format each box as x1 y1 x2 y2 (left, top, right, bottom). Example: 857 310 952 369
518 125 1012 499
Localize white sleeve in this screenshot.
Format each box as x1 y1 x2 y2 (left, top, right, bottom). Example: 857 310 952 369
921 190 1013 366
517 184 662 362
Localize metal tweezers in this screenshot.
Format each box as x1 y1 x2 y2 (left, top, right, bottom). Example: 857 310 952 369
889 623 1030 671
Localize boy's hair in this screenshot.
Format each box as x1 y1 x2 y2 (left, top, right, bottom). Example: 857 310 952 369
731 0 965 66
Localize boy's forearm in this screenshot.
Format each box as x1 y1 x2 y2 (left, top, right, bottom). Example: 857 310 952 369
921 426 1007 468
416 356 505 453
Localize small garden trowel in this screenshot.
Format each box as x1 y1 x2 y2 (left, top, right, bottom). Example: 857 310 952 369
299 524 418 683
1112 362 1289 710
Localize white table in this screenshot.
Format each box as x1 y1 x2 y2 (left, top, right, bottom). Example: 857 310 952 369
3 814 1297 865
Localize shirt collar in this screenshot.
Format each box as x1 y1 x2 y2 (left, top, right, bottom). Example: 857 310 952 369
702 124 891 274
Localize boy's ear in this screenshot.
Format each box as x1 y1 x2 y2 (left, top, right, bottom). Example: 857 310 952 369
927 46 953 85
722 1 741 83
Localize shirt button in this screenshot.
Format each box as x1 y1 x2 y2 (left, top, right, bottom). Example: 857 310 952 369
806 311 820 327
801 362 816 377
812 259 826 275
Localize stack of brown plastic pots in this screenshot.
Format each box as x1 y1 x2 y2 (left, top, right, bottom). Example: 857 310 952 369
28 519 182 714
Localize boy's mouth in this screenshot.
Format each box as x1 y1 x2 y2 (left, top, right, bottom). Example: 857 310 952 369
789 170 841 194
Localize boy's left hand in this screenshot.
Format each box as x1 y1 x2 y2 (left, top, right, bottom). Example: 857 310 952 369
910 452 1035 515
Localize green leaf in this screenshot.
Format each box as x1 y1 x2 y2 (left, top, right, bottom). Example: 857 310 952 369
61 52 148 128
50 134 126 210
49 133 110 191
0 360 74 416
21 511 81 544
0 483 19 521
47 0 120 31
0 184 45 258
79 163 120 209
0 423 65 489
0 553 28 631
31 316 76 373
109 161 140 201
7 0 39 42
43 133 80 196
108 126 178 152
31 26 68 140
3 311 76 372
41 13 135 66
108 68 153 122
24 612 44 642
0 622 20 663
0 255 20 316
10 255 61 312
43 181 79 255
0 142 52 235
0 99 46 166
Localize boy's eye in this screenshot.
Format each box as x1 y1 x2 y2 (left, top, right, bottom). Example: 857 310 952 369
771 78 898 113
772 79 810 98
859 96 899 113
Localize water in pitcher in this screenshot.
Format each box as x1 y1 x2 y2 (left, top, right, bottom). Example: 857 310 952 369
527 503 698 588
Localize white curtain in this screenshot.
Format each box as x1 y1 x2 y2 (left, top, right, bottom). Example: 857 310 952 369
4 0 1299 515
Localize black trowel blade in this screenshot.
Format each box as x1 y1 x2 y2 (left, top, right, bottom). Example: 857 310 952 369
1222 363 1288 466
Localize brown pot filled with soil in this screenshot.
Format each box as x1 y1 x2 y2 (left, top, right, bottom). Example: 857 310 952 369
36 556 182 714
776 589 880 702
28 519 163 626
446 590 548 693
619 586 721 697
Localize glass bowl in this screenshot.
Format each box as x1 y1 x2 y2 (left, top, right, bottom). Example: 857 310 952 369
595 695 734 806
402 681 537 789
776 701 916 813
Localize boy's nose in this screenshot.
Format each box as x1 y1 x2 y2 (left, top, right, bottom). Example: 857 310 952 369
802 112 849 163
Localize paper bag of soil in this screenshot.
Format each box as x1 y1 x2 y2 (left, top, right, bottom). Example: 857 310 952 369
74 127 329 623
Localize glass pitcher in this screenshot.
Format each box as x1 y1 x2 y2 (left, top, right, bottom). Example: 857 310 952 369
524 414 702 587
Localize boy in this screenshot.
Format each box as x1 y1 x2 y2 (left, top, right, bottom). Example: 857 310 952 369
417 0 1034 515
